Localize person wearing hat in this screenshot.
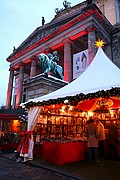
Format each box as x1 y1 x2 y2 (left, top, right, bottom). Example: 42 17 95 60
85 118 100 163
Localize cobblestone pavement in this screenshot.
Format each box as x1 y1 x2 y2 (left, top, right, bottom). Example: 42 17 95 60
1 153 120 180
0 156 83 180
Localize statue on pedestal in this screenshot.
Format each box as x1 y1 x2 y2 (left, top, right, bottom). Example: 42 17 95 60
38 51 64 80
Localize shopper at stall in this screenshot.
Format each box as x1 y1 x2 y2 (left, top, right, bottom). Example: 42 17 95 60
85 118 99 163
95 119 105 158
108 121 119 160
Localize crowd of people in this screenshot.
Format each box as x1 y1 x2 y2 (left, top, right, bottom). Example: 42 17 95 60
85 118 119 163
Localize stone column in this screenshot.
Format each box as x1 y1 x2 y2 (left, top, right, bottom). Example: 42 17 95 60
63 38 72 82
114 0 120 23
15 61 24 108
85 26 96 64
30 55 37 78
5 67 14 109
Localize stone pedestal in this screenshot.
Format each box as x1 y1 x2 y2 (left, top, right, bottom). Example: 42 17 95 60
24 74 68 101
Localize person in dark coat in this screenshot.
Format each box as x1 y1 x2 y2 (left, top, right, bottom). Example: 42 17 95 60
108 121 119 160
86 118 99 163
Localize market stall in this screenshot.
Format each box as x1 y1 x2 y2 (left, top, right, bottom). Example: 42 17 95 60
21 45 120 164
0 114 21 152
0 113 21 144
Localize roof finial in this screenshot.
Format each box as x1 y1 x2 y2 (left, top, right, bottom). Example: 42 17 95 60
95 39 105 48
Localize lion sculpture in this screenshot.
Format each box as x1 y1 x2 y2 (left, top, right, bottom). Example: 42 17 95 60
38 51 64 80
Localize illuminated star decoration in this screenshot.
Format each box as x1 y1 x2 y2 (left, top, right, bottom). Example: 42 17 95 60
95 39 105 48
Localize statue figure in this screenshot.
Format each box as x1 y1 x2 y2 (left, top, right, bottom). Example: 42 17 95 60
63 1 71 9
55 1 71 15
86 0 93 6
38 51 64 80
13 46 16 52
42 17 45 26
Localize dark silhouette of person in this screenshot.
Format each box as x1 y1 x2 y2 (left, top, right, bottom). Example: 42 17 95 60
108 121 119 160
42 17 45 25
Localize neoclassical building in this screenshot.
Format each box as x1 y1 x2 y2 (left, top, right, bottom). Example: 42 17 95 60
6 0 120 109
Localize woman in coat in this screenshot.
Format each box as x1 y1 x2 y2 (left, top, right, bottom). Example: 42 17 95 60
86 118 99 163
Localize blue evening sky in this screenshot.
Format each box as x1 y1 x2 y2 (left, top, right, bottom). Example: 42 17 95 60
0 0 84 106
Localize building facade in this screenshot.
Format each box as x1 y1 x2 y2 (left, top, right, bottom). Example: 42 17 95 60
6 0 120 109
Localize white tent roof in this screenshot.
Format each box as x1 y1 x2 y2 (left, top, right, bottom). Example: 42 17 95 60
25 47 120 104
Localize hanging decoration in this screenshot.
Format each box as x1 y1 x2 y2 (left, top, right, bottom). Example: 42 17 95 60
23 87 120 109
95 38 105 48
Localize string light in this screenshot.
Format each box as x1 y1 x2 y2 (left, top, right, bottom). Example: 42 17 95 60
24 87 120 109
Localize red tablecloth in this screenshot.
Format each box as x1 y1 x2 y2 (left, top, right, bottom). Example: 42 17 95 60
42 142 58 163
42 141 88 165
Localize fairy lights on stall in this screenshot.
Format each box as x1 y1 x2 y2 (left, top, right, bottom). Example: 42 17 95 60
23 87 120 109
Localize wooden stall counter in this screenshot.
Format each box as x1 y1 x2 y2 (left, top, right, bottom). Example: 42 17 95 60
42 141 88 165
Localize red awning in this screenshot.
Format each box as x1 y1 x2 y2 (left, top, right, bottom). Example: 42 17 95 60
77 98 120 112
109 98 120 109
77 99 97 112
